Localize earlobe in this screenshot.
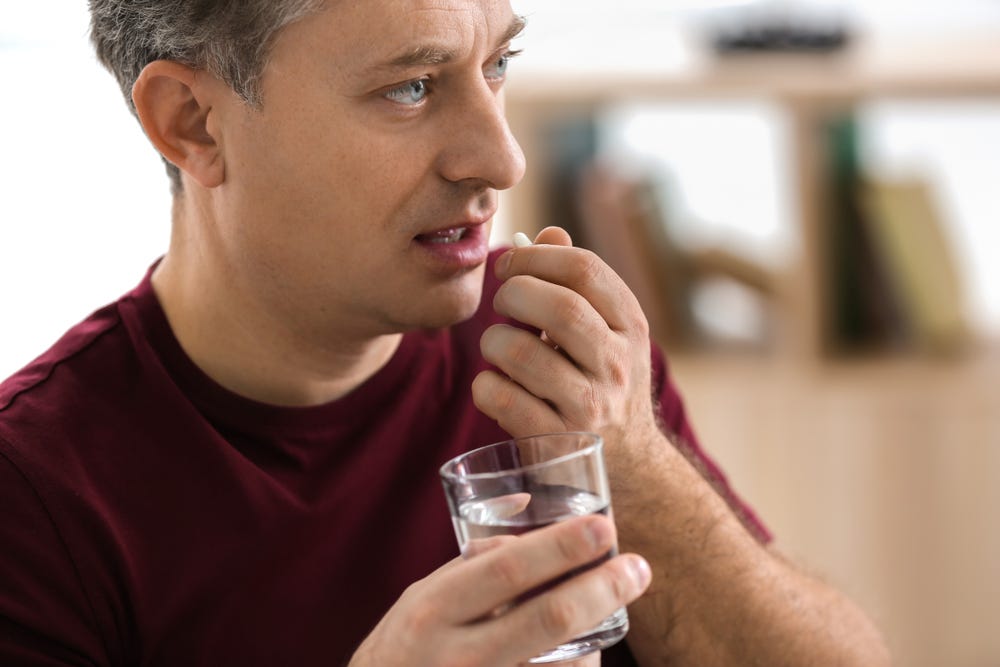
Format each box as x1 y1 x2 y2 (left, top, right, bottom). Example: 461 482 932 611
132 60 225 189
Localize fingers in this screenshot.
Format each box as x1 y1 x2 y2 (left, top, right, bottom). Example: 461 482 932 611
484 552 650 666
476 324 624 434
472 369 564 435
495 243 646 337
431 514 617 624
491 278 610 373
482 230 656 437
352 513 647 667
479 323 591 399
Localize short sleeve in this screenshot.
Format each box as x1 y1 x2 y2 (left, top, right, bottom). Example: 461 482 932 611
0 446 108 666
649 343 772 544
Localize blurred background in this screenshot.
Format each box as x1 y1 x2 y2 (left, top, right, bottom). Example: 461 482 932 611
2 1 999 664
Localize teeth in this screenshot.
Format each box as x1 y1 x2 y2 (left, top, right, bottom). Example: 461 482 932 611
427 228 465 244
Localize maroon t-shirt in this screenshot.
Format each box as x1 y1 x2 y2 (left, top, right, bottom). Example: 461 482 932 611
0 250 768 666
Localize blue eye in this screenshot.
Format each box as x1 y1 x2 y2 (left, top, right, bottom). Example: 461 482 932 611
485 54 510 80
384 79 429 106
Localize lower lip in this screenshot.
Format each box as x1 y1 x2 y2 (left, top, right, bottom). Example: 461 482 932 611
413 224 490 272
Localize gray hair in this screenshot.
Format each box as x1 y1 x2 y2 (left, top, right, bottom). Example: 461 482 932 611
89 0 325 194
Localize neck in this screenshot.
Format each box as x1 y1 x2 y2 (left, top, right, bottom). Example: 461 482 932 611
152 194 402 407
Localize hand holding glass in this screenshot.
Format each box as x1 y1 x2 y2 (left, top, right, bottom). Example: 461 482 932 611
439 432 628 663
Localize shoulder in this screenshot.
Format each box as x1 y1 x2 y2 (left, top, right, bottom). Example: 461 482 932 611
0 302 123 414
0 303 134 662
0 302 130 658
0 291 146 473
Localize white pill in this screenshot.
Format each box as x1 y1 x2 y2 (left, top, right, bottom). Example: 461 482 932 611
512 232 533 248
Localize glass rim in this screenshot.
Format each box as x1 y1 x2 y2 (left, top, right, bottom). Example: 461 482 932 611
439 431 603 483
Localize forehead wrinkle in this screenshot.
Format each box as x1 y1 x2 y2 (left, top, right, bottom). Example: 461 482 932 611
366 13 526 74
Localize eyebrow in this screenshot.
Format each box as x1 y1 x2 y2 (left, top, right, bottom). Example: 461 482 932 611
376 15 527 71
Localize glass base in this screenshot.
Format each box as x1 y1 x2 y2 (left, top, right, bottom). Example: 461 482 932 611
528 607 629 664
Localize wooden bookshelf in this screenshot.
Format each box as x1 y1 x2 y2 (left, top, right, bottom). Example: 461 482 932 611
503 36 1000 361
500 34 1000 667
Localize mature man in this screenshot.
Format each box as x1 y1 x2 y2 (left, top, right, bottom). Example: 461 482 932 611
0 1 890 665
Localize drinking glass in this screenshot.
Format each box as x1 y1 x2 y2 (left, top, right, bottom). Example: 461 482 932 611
439 432 628 663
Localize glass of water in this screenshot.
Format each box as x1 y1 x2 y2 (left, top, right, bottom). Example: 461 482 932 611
439 432 628 663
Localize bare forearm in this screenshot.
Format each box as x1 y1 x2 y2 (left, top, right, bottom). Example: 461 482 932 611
610 430 892 667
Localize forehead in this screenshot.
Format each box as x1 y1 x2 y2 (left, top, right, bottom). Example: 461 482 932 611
283 0 517 69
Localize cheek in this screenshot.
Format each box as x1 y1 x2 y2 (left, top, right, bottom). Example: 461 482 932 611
333 124 439 204
255 113 434 224
225 93 452 277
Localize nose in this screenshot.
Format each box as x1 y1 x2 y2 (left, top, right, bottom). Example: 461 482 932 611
437 84 526 191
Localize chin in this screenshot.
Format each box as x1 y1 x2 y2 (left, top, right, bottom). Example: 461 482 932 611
416 292 484 329
397 268 486 330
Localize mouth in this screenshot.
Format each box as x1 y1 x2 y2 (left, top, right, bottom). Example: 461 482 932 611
411 219 491 271
415 226 472 245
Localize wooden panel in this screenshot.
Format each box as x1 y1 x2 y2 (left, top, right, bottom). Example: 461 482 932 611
668 350 1000 667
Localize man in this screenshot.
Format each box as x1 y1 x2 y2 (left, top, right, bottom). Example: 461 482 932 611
0 0 891 665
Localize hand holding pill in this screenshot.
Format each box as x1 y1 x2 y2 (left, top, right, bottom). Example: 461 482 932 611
474 227 662 456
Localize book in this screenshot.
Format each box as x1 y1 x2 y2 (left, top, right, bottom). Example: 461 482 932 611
858 178 969 354
824 114 908 354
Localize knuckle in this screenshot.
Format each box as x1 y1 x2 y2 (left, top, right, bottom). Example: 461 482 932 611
603 345 630 387
507 334 539 368
605 563 633 606
632 310 651 338
554 523 589 563
539 593 578 639
571 249 604 285
494 379 519 413
579 382 605 423
499 275 531 303
474 372 518 415
487 552 530 591
556 294 589 330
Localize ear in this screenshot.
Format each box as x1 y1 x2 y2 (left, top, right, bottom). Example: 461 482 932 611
131 60 226 189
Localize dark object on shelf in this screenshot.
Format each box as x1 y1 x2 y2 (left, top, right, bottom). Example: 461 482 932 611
822 113 968 357
824 114 907 353
713 23 851 54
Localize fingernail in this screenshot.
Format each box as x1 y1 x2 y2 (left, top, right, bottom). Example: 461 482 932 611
627 556 652 590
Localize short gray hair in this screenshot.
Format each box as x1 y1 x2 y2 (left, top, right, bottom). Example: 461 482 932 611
89 0 324 194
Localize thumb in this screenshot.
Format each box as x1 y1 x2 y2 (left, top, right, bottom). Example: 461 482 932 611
533 226 574 247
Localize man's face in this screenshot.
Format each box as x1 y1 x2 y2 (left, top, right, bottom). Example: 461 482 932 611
210 0 525 342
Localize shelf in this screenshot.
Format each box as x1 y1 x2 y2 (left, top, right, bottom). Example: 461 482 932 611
507 37 1000 104
503 36 1000 361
